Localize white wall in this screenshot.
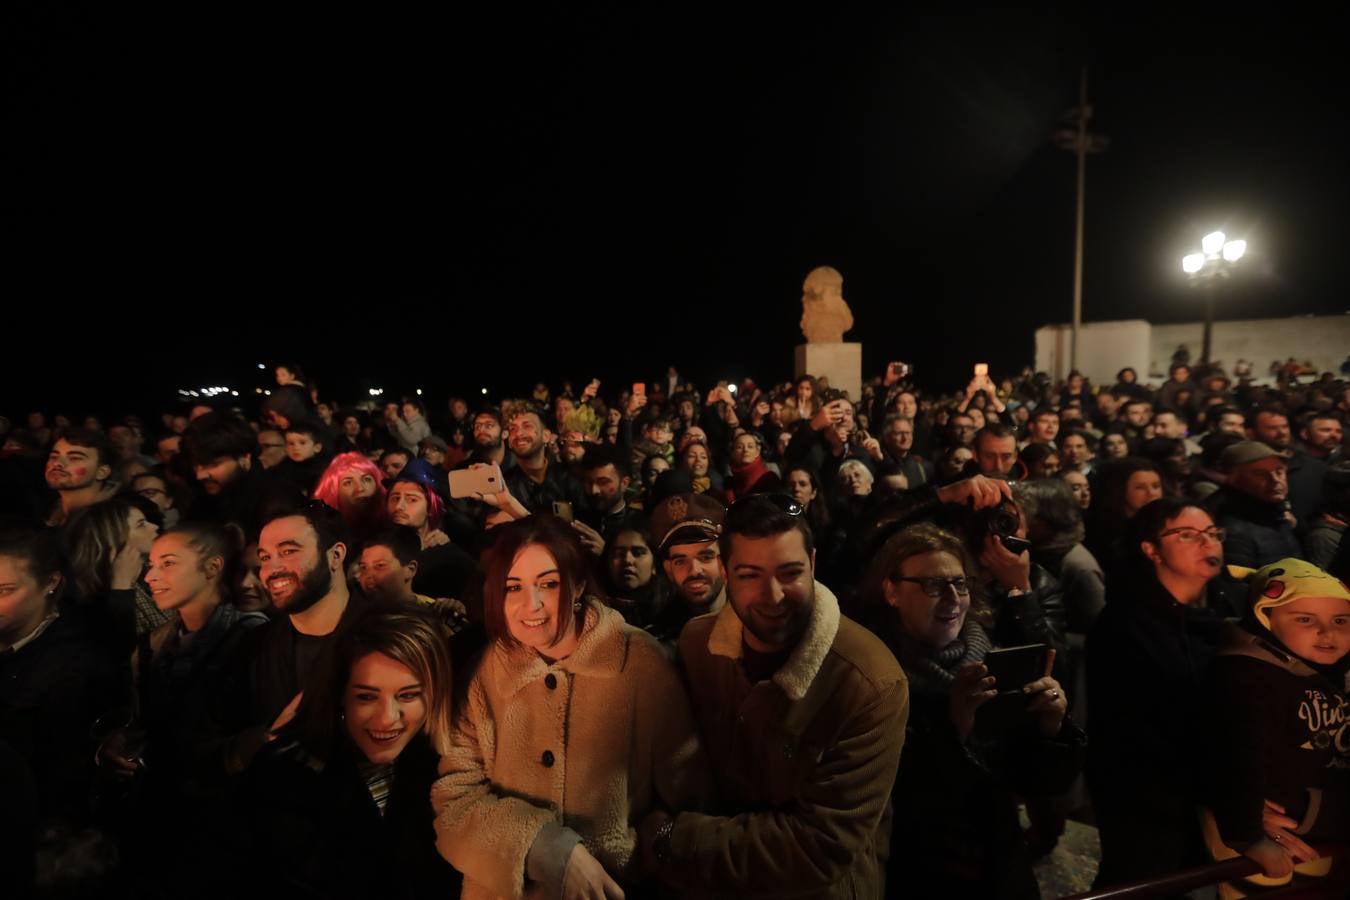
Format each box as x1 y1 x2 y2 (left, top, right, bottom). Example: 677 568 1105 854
1037 315 1350 385
1035 320 1152 387
1148 316 1350 379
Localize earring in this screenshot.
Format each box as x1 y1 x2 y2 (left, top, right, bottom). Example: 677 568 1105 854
573 599 583 612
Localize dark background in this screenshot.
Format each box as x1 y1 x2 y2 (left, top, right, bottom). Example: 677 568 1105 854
5 6 1347 419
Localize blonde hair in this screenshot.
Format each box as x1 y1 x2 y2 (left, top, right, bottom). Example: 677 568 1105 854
65 498 137 599
348 608 456 755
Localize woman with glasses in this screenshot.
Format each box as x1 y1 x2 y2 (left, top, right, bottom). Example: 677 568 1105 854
865 522 1081 899
1085 497 1229 889
129 472 181 529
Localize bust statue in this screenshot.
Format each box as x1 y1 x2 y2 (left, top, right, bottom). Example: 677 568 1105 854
800 266 854 343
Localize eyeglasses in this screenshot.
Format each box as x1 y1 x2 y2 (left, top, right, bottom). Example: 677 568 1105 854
1158 526 1227 544
893 576 972 598
258 442 285 450
136 487 168 499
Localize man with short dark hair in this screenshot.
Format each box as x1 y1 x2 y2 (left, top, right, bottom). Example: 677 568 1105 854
255 429 287 470
641 494 908 897
44 427 116 525
1059 430 1094 476
454 409 513 471
155 433 182 466
379 448 410 483
503 409 583 514
1025 407 1060 448
785 395 876 486
1208 406 1246 437
577 443 639 544
1301 412 1343 463
947 411 977 449
1251 407 1326 525
207 504 367 776
974 423 1019 478
184 412 296 533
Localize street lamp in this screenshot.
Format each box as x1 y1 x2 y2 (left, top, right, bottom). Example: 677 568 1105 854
1181 230 1246 366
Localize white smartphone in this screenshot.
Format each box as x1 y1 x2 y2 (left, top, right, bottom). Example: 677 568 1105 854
448 464 505 499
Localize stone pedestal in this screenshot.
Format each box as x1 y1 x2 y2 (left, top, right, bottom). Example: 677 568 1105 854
795 343 862 404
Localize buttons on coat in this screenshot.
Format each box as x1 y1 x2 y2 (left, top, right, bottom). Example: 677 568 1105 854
542 750 555 768
544 673 557 690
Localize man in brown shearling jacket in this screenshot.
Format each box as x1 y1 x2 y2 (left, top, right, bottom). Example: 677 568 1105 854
642 494 910 899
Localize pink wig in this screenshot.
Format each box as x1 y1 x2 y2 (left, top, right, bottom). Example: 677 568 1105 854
313 452 388 524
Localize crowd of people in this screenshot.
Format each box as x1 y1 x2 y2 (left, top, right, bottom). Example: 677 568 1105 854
1 357 1347 899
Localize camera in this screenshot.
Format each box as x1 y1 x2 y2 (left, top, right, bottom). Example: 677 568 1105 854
935 496 1031 557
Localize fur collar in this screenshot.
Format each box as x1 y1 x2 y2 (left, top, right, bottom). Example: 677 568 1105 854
706 580 841 701
493 599 629 699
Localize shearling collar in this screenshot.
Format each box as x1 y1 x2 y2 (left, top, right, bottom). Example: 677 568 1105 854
494 599 629 699
706 580 841 701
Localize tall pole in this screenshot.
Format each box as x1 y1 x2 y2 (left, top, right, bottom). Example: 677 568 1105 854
1071 69 1087 374
1202 283 1215 366
1054 69 1107 378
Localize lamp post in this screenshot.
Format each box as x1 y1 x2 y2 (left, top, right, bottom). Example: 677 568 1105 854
1182 231 1246 366
1054 68 1109 373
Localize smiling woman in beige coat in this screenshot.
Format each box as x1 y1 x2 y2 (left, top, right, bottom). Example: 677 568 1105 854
432 515 709 900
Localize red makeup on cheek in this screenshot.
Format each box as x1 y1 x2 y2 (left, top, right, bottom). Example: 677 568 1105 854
72 467 87 477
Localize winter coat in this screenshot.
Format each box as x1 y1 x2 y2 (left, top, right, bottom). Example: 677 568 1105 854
663 582 909 899
432 601 709 899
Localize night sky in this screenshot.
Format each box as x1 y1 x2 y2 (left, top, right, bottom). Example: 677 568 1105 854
6 7 1348 417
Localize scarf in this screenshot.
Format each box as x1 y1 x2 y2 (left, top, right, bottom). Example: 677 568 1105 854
893 618 993 700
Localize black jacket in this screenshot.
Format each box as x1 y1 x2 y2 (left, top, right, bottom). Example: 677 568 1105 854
226 735 461 899
1086 572 1225 888
885 627 1084 899
199 589 370 779
504 458 584 514
0 612 127 831
1207 487 1301 573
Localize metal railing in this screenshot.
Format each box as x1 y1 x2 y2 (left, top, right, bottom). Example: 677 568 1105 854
1061 845 1346 900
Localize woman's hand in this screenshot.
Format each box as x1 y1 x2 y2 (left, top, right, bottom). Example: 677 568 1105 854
470 464 527 522
949 662 997 741
1262 799 1319 863
562 843 625 900
110 543 145 591
1022 648 1067 737
1242 837 1294 879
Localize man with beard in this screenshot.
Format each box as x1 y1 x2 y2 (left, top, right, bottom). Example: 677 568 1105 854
641 492 727 655
205 503 368 776
574 443 639 553
453 408 514 471
387 461 477 604
639 494 907 897
43 427 117 525
1250 406 1326 526
502 409 583 514
184 412 298 535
